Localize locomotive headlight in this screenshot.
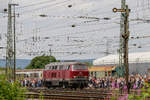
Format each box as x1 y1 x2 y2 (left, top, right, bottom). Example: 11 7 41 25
73 76 77 78
84 76 88 79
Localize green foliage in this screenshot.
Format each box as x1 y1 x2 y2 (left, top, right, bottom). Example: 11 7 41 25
110 90 120 100
84 62 93 67
128 83 150 100
26 55 58 69
0 67 5 71
0 75 27 100
39 92 44 100
111 83 150 100
16 67 22 70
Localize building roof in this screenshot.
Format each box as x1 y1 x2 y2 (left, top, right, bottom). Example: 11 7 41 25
88 66 116 72
93 52 150 65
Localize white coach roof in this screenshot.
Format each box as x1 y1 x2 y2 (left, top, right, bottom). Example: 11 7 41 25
93 52 150 65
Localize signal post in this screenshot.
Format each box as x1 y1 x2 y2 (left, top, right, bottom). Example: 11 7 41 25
113 5 130 93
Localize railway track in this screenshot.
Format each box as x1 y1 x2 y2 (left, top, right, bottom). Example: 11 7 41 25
26 87 150 100
26 92 110 100
28 88 112 95
27 88 112 100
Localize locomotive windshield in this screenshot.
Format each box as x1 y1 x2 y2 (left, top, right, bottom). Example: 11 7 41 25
72 64 87 70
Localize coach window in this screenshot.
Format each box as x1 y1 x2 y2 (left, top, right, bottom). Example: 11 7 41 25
34 73 39 78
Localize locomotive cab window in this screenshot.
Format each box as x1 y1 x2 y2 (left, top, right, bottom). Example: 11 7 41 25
67 65 70 70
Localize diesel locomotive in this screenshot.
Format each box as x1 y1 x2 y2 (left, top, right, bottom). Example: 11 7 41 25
43 62 89 88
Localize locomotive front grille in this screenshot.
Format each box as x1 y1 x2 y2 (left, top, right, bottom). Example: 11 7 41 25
76 76 84 78
73 76 88 80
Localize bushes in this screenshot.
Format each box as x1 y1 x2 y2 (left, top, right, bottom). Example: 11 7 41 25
111 83 150 100
0 75 26 100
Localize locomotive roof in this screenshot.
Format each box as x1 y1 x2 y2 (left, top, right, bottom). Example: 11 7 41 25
45 62 84 67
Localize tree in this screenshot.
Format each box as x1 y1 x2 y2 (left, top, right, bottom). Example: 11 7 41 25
26 55 57 69
84 62 93 67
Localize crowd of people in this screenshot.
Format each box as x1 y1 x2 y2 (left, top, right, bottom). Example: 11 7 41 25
19 79 42 87
17 74 150 92
88 74 149 91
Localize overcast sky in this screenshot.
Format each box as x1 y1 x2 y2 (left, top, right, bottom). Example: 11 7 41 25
0 0 150 60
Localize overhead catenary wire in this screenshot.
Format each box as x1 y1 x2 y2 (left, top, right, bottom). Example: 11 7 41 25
16 17 146 43
1 0 150 59
18 0 73 14
18 0 58 8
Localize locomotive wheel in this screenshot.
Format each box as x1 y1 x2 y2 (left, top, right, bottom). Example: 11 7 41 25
63 84 66 88
79 83 84 89
72 83 77 90
45 81 51 88
63 82 68 88
47 84 51 88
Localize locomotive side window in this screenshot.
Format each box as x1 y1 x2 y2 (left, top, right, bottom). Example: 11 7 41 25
50 66 52 70
62 66 65 70
56 66 59 70
52 66 55 70
63 65 68 70
59 65 63 70
72 64 87 70
55 66 57 70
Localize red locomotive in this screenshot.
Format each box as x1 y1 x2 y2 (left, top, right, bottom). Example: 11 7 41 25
43 62 89 88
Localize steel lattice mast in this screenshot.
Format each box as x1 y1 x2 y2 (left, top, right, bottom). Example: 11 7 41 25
118 0 126 77
6 3 18 81
6 4 13 79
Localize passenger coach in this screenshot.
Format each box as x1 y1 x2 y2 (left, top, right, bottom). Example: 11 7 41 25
43 62 89 89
